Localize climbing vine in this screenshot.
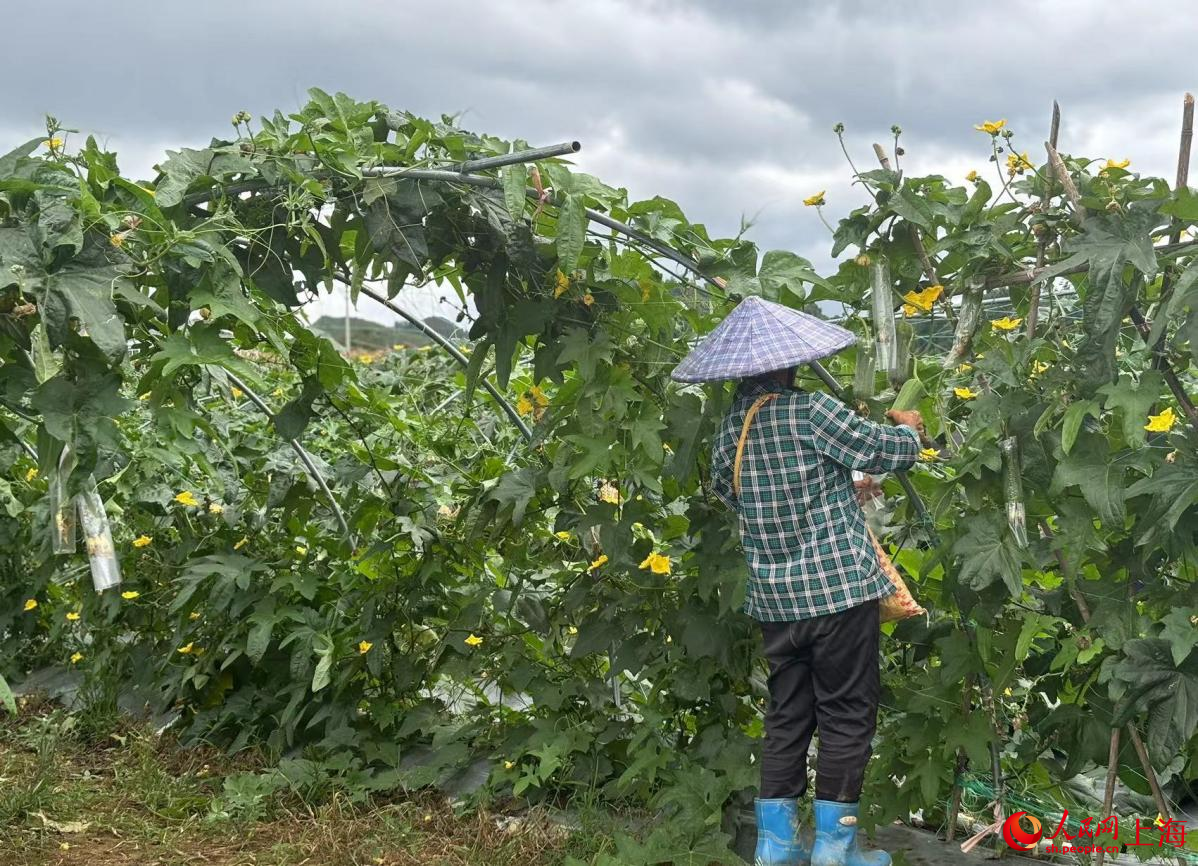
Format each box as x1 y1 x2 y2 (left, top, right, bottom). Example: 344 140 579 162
2 91 1198 861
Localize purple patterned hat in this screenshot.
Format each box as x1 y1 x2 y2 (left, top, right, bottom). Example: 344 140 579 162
671 296 855 383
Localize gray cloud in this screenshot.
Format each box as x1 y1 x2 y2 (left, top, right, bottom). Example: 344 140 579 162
3 0 1195 325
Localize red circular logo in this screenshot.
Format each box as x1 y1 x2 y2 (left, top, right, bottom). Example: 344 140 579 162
1002 812 1043 851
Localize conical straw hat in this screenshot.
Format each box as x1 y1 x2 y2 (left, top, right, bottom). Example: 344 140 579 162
671 296 856 382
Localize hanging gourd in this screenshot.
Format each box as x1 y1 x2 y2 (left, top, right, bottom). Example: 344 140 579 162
944 277 985 370
870 258 898 376
1000 435 1028 548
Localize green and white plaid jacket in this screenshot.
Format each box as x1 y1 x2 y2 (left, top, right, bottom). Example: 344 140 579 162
710 379 920 622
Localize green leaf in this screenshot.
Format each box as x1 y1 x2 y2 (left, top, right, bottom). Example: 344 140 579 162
1050 434 1126 527
1126 461 1198 538
555 327 614 380
41 250 130 363
757 250 829 301
153 326 256 380
154 147 256 208
952 514 1024 597
555 193 586 273
0 673 15 715
1061 399 1100 454
502 165 526 220
1160 187 1198 220
889 186 933 230
1097 371 1164 447
247 619 274 666
29 324 59 384
1160 610 1198 666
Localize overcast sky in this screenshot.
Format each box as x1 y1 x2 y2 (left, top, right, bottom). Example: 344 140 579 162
4 0 1195 325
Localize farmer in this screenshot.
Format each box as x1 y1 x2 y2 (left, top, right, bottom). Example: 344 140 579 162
672 296 924 866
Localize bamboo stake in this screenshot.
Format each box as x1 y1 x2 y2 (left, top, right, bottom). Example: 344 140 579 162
945 675 974 842
1095 728 1120 866
1026 100 1060 338
1044 142 1084 225
1151 93 1194 358
1129 725 1173 824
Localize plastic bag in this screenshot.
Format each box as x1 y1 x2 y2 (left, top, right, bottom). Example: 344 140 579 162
76 476 122 592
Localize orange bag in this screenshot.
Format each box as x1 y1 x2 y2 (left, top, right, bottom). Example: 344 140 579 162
731 394 925 624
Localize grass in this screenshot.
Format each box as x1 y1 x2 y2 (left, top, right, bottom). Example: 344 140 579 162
0 697 626 866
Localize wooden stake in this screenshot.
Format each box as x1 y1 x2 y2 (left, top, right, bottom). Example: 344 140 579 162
1129 725 1173 824
1044 141 1085 225
945 676 974 842
1152 93 1194 352
1095 728 1121 866
1026 100 1061 338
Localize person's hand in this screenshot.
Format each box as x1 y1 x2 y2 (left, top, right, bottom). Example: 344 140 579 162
854 475 882 506
886 409 930 444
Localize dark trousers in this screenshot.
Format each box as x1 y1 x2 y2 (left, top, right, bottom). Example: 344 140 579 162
757 599 881 802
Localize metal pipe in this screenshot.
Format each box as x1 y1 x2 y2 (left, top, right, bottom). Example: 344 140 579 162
357 286 533 442
436 141 580 174
223 370 353 540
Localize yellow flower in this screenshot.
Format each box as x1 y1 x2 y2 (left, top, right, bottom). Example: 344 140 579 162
138 392 151 401
639 552 672 575
598 481 621 505
582 293 595 307
854 253 871 267
25 467 38 482
590 554 609 570
189 611 201 621
234 536 248 550
271 387 285 398
568 625 578 635
1145 406 1178 433
121 591 140 600
554 270 570 298
231 387 244 399
901 284 944 317
966 170 979 182
803 191 826 207
23 598 37 612
66 612 80 622
44 137 64 150
295 545 307 556
1003 687 1012 697
504 760 515 770
109 232 126 248
555 530 572 541
358 641 373 655
956 363 973 373
1031 360 1050 375
174 491 199 507
464 633 484 647
132 535 152 548
529 385 549 409
1104 158 1131 170
974 119 1007 135
919 448 940 461
954 387 979 400
70 652 83 665
1005 152 1033 174
516 395 533 416
991 316 1023 332
177 642 195 655
208 502 224 515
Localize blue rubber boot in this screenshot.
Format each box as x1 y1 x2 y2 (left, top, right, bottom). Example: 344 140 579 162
810 800 890 866
754 798 811 866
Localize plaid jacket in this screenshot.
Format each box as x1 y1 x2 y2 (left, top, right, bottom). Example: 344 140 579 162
710 379 920 622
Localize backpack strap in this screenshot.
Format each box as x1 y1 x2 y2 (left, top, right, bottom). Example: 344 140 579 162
731 393 780 498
